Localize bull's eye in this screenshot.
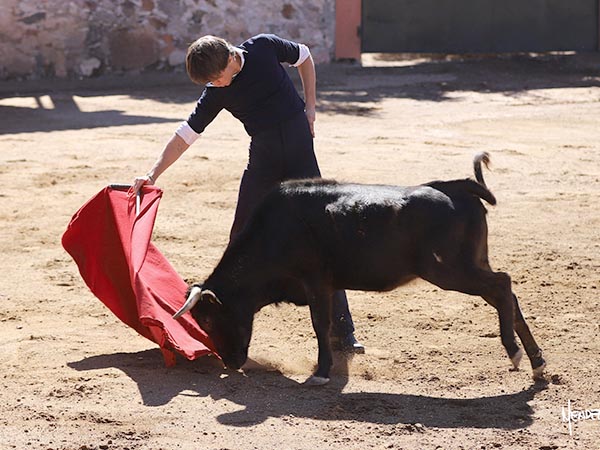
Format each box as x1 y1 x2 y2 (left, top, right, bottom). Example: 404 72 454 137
198 316 213 332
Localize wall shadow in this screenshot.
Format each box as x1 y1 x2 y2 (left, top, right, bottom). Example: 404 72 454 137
0 53 600 134
0 72 194 135
316 52 600 115
3 52 597 133
0 94 180 135
69 348 546 430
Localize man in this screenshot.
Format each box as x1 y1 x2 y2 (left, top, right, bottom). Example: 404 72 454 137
133 34 363 352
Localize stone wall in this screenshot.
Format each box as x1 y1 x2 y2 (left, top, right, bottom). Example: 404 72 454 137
0 0 335 80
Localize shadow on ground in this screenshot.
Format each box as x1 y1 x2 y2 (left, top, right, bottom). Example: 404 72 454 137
317 52 600 114
69 348 547 429
2 52 599 133
0 93 180 135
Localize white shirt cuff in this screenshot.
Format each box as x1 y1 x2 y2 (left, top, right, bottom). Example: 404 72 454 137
175 121 201 145
291 44 310 67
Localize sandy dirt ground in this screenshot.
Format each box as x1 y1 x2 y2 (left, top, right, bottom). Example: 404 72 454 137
1 53 600 449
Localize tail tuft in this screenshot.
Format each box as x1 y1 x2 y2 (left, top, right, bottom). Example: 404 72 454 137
472 152 496 205
474 151 492 186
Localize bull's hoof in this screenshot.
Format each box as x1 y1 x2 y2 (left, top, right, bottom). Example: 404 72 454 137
510 348 523 370
304 375 330 386
532 361 546 380
339 334 365 354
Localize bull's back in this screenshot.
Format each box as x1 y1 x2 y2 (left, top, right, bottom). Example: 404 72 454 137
282 181 467 291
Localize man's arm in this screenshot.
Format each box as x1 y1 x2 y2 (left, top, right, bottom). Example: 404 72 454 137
133 133 190 194
296 52 317 137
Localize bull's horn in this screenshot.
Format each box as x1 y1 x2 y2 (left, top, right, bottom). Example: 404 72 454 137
173 286 202 319
202 289 222 305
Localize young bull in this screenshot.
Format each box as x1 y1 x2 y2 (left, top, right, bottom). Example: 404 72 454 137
174 152 546 385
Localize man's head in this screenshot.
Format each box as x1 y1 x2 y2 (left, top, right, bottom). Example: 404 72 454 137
186 35 238 86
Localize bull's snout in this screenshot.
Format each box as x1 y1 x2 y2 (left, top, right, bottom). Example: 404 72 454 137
223 351 248 370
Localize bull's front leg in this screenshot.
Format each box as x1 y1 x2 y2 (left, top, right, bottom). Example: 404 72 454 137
305 286 334 386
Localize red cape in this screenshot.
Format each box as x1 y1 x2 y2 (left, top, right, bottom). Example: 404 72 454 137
62 185 215 366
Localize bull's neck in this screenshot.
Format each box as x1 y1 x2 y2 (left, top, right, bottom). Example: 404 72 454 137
203 235 272 305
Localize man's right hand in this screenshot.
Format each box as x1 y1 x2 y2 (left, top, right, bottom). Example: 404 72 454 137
130 133 190 195
132 174 155 195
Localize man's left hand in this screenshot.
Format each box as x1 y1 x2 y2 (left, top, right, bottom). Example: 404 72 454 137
305 107 316 137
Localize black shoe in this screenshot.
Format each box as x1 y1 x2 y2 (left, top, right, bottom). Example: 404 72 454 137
337 334 365 354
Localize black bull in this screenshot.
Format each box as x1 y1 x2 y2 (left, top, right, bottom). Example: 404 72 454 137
174 153 545 385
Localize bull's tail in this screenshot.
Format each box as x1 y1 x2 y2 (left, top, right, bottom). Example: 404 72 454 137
472 152 496 205
424 152 497 205
474 151 491 186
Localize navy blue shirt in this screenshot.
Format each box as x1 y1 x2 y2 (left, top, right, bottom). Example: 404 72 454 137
186 34 306 137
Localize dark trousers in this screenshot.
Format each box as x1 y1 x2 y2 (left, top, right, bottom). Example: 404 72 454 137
228 111 355 338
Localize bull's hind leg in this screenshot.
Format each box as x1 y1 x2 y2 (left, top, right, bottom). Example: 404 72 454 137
474 266 545 378
476 271 523 370
512 294 546 379
418 259 521 372
473 255 545 378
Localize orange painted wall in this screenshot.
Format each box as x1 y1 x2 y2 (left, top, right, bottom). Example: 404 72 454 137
335 0 362 60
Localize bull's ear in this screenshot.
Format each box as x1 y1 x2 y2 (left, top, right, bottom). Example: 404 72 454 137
201 289 222 306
